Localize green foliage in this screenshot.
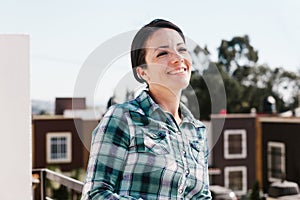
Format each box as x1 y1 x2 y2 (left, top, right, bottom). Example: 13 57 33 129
187 71 210 119
250 180 260 200
45 166 68 199
71 168 86 182
218 35 258 72
185 35 300 119
52 185 69 200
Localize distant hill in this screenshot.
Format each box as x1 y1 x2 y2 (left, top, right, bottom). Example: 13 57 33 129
31 100 54 115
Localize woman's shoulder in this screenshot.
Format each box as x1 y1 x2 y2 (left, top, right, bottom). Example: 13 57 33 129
105 98 144 117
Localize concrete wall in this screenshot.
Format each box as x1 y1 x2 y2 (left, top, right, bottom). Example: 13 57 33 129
0 35 31 199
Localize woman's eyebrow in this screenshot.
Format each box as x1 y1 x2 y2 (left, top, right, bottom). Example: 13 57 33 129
154 43 185 52
177 42 185 46
154 45 169 51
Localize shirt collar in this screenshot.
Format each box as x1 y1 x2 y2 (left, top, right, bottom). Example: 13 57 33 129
135 90 169 123
179 102 206 128
135 90 205 129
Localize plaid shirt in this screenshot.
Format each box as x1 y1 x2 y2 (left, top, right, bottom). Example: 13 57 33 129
81 90 211 200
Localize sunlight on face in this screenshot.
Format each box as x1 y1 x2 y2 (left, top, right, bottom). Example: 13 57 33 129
142 28 192 93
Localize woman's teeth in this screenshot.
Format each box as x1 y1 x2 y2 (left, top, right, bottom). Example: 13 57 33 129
168 68 186 75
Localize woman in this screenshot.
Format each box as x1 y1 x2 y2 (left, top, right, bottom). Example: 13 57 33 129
81 19 211 199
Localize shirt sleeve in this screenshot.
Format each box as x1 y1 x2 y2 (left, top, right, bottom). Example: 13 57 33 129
81 106 142 200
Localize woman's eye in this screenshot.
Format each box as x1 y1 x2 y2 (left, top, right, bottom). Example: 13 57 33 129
179 48 187 52
157 51 168 57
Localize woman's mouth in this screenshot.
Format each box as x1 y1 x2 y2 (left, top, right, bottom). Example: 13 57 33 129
167 67 187 75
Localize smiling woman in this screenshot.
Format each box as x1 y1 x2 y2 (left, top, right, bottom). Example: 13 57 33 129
136 27 192 125
140 28 192 94
81 19 212 200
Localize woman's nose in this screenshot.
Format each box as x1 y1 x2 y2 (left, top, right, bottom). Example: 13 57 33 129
170 52 183 63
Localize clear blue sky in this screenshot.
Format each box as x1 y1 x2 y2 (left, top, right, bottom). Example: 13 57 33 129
1 0 299 106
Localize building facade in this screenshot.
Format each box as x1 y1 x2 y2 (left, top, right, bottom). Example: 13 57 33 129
210 114 300 195
32 116 98 172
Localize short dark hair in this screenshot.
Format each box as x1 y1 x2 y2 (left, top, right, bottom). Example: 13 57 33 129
130 19 186 83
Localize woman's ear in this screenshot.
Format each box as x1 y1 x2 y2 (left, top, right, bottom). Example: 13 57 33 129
136 67 149 82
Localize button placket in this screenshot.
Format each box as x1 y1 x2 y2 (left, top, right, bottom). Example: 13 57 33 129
185 169 190 176
182 150 186 157
178 188 183 194
178 186 184 194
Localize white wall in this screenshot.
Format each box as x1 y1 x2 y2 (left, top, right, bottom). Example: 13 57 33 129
0 35 31 199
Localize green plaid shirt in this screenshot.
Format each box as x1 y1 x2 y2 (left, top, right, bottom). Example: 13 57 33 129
82 90 211 199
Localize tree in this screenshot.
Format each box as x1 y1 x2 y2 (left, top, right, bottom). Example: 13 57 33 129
218 35 258 73
185 35 300 119
250 180 260 200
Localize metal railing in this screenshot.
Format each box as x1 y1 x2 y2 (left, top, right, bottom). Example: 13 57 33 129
32 168 84 200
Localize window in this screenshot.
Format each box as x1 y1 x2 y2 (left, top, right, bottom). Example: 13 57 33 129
47 132 72 163
225 166 247 195
268 142 285 182
224 129 247 159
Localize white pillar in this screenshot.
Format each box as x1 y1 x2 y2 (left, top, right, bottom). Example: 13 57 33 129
0 35 31 199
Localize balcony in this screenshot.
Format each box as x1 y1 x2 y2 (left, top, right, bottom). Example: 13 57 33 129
32 168 84 200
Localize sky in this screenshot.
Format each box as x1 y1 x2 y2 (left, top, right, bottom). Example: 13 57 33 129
1 0 299 106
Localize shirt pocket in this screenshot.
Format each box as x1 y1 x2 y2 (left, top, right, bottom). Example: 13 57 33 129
189 140 206 165
143 129 170 155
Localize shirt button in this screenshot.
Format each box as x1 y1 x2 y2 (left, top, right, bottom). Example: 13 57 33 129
182 150 186 157
185 169 190 176
177 131 182 135
178 188 183 194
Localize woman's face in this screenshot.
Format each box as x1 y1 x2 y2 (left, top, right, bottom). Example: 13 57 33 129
138 28 192 93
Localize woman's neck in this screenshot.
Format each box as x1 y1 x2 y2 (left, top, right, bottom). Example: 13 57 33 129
148 85 182 124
